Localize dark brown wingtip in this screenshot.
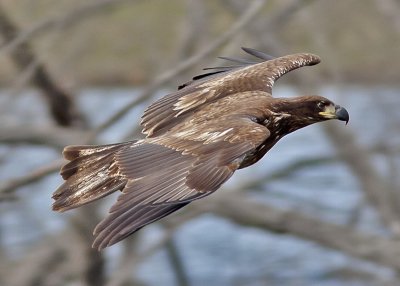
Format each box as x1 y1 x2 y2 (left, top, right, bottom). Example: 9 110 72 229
301 53 321 66
283 53 321 67
259 52 321 88
241 47 275 61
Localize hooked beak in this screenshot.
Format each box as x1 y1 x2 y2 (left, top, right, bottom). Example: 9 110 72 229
335 105 349 125
319 105 349 125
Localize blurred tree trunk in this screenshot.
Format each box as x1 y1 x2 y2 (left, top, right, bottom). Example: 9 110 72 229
71 206 106 286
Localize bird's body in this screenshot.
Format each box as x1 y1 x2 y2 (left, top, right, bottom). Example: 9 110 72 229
52 48 349 250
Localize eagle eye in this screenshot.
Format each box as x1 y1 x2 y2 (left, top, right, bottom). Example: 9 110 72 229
317 101 325 109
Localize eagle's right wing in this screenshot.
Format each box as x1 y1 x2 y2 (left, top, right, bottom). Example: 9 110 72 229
141 49 320 137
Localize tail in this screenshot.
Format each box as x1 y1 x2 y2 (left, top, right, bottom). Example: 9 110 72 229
52 141 136 212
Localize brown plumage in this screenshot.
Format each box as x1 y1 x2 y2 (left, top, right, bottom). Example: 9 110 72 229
52 48 349 250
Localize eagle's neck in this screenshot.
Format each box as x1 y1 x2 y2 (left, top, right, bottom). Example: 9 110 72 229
239 100 312 169
266 98 316 134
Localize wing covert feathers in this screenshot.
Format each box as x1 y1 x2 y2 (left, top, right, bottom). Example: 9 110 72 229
92 136 261 249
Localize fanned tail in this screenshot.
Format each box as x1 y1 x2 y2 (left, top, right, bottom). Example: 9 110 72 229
52 141 136 212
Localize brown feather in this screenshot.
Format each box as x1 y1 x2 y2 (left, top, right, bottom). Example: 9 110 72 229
92 202 188 250
52 142 135 211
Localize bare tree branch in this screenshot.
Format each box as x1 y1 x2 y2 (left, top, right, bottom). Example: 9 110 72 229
0 4 86 127
86 0 267 142
300 8 400 236
70 206 106 286
201 193 400 271
174 0 209 60
0 124 89 148
165 238 190 286
0 159 63 199
106 213 198 286
106 190 400 274
223 0 319 53
323 124 400 235
3 241 65 286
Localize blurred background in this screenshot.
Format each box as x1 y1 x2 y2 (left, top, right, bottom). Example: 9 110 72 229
0 0 399 285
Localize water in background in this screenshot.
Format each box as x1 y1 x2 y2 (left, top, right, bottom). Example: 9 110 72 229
0 85 398 285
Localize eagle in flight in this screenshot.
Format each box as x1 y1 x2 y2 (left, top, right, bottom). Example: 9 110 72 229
53 48 349 250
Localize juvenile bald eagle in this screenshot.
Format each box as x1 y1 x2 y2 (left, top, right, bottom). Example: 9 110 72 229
53 48 349 250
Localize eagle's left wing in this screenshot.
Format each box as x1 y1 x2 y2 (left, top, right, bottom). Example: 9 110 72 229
141 48 320 137
92 112 270 250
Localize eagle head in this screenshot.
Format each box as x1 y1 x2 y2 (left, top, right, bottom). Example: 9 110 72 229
289 95 349 124
272 95 349 134
308 95 349 125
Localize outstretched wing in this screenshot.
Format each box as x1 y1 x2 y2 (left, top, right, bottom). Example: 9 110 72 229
177 47 275 89
141 48 320 137
93 114 270 250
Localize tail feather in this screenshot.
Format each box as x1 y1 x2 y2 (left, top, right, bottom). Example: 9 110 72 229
60 144 119 180
52 141 136 212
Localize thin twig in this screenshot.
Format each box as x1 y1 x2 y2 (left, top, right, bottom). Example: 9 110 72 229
0 159 63 199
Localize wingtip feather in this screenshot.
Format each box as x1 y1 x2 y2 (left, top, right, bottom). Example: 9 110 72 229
241 47 275 60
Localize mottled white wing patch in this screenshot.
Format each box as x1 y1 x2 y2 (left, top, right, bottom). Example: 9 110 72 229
173 88 216 117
